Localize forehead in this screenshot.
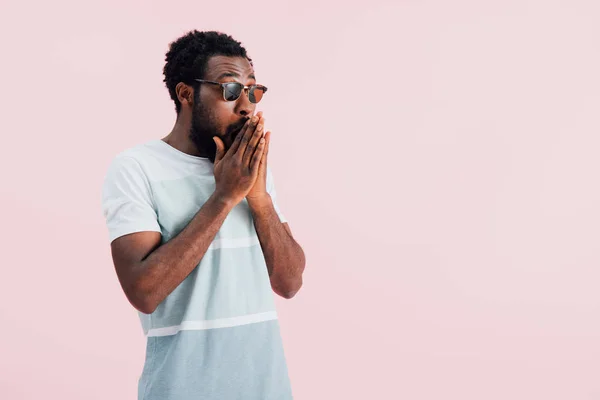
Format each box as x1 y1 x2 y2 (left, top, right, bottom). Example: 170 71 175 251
204 55 255 80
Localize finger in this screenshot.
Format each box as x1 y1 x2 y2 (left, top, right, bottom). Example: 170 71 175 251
235 114 259 160
213 136 225 164
228 118 251 155
243 115 265 166
250 136 266 173
257 130 270 169
263 130 271 161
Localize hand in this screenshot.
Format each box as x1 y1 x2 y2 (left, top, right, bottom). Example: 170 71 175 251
246 112 271 204
212 114 266 206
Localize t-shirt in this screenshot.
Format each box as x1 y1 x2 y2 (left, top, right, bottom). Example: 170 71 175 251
101 139 293 400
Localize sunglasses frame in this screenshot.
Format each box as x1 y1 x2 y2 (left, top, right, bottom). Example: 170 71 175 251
194 79 268 103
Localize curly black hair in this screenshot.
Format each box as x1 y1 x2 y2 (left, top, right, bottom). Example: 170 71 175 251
163 30 252 113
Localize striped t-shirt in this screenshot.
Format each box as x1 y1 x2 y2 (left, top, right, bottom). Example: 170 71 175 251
101 139 293 400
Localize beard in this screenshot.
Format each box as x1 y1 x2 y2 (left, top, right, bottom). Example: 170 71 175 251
189 103 249 163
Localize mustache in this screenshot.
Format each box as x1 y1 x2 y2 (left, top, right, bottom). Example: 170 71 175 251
226 117 250 137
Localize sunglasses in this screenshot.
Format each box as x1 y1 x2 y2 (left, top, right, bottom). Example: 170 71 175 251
194 79 268 103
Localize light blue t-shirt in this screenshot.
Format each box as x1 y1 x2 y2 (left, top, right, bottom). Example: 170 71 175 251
101 139 293 400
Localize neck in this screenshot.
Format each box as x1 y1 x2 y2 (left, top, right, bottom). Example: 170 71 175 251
161 112 208 158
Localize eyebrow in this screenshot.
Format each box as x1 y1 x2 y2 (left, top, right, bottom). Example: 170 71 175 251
216 71 256 80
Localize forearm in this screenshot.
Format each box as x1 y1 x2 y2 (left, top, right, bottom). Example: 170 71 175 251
135 193 235 311
248 195 305 298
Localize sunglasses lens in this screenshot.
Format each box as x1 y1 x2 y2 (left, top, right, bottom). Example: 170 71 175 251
223 83 243 101
249 86 266 103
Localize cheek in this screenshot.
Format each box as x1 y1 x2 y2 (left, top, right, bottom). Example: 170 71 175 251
199 91 229 119
200 105 228 132
214 105 238 130
200 91 240 132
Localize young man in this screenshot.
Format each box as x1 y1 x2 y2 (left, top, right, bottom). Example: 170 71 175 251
101 30 305 400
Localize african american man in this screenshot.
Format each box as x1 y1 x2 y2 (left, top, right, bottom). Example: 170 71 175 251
101 30 305 400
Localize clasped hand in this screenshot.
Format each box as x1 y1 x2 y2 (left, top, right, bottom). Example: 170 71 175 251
212 111 272 205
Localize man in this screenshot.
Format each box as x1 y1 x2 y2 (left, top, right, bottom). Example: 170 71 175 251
101 30 305 400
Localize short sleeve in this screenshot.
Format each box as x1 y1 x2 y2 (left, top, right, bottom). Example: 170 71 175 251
266 166 287 224
101 155 162 243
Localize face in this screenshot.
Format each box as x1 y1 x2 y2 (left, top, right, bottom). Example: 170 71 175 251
188 55 258 163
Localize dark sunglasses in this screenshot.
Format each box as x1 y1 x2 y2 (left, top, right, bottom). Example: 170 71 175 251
194 79 268 103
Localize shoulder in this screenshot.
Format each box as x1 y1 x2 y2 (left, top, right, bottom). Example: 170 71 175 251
111 140 157 166
105 140 163 178
102 141 162 197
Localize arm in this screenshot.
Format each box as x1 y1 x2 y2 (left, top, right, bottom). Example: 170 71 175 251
111 193 236 314
248 195 306 299
108 115 267 314
242 112 305 299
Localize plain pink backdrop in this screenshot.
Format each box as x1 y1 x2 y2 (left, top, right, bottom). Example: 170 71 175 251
1 0 600 399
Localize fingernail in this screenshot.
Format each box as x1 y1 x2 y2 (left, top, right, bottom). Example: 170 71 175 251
257 124 263 130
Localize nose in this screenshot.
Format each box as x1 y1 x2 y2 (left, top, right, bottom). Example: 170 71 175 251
234 88 255 117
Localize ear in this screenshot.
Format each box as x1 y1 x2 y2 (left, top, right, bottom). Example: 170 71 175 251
176 82 195 108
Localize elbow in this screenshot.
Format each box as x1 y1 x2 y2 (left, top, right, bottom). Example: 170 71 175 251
284 279 303 299
281 289 299 299
273 257 306 299
128 294 157 314
273 276 303 299
125 285 158 314
135 299 157 315
119 265 163 315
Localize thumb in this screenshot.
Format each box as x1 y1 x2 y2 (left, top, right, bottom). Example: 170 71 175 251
213 136 225 163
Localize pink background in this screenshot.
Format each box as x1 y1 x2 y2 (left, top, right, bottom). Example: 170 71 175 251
2 0 600 399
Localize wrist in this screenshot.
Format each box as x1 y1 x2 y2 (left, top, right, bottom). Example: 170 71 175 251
246 193 272 208
211 190 239 210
